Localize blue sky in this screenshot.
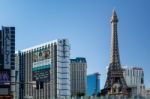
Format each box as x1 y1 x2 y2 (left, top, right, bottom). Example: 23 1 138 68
0 0 150 89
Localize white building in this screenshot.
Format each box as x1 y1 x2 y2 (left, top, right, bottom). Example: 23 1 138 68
15 39 70 99
145 88 150 98
123 66 145 97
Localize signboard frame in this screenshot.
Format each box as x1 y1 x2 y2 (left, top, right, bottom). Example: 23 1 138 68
32 48 51 82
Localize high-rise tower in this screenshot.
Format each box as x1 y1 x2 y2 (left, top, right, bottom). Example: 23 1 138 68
15 39 70 99
0 26 15 98
102 10 130 95
70 57 87 96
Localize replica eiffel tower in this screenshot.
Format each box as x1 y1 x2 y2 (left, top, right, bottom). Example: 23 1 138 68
101 10 131 96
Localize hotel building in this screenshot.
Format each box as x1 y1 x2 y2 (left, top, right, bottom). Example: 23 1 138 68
0 26 15 99
15 39 70 99
70 57 87 96
123 66 145 97
86 72 100 96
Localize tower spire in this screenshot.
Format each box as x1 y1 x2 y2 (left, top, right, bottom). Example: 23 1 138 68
112 9 118 18
110 9 120 68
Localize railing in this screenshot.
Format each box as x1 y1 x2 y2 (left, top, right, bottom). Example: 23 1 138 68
36 96 147 99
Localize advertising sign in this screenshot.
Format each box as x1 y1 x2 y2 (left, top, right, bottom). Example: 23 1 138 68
32 69 50 81
0 70 10 85
33 48 50 62
32 48 51 81
3 28 11 69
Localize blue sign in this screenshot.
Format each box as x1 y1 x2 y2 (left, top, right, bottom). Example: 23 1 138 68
0 70 10 85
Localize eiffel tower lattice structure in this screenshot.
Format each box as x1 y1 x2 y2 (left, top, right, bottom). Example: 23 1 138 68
101 10 131 96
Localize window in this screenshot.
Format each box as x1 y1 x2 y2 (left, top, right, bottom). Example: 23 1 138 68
128 70 129 76
141 78 144 84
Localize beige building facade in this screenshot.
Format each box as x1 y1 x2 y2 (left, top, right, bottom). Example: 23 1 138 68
70 57 87 96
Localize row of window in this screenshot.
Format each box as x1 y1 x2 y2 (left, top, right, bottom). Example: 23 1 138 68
125 69 144 77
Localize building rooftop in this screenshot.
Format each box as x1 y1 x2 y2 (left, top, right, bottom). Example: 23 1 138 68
87 72 100 76
122 66 143 70
15 38 68 53
70 57 86 63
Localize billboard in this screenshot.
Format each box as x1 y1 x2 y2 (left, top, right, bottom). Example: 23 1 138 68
33 48 50 62
3 28 11 69
32 69 50 81
32 48 51 81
